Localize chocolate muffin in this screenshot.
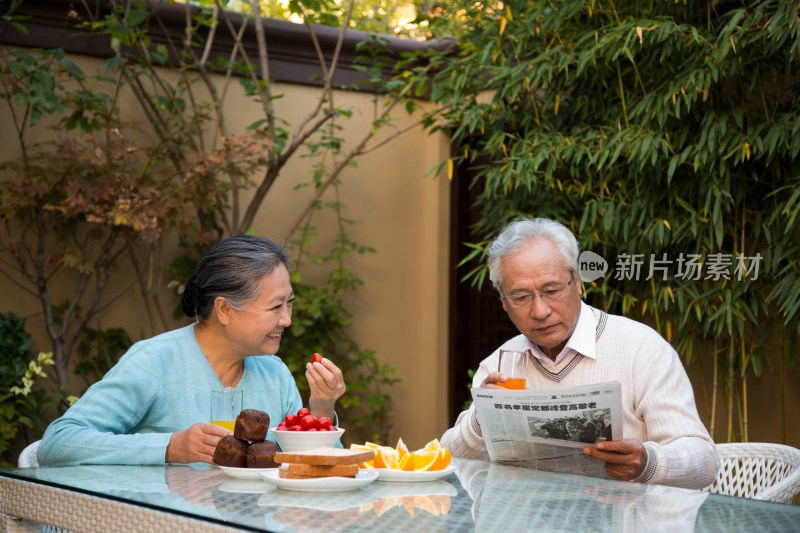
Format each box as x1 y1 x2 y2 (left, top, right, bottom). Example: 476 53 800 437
234 409 270 442
213 435 248 468
247 440 279 468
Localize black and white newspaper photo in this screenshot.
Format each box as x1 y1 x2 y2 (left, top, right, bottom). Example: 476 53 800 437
470 382 623 478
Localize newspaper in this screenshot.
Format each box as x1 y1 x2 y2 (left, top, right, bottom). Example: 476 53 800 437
471 381 622 478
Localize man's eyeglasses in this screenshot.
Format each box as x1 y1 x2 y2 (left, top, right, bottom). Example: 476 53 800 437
499 279 574 308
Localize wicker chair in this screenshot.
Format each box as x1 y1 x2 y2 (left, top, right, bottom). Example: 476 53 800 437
703 442 800 504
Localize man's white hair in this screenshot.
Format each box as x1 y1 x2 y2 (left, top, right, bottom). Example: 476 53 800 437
487 217 579 291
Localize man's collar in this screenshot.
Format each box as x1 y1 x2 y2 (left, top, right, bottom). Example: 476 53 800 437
565 301 597 360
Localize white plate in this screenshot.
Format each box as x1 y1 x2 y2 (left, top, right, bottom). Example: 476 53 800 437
260 468 379 492
217 465 277 480
373 464 457 482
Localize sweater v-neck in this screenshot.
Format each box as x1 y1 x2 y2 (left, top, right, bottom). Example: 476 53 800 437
528 307 608 383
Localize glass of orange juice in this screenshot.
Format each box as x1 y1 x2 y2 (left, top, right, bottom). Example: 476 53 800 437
210 388 242 431
497 350 530 389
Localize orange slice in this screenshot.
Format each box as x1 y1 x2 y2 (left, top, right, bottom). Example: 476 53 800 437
375 448 400 469
411 449 440 471
373 450 388 469
396 438 410 460
431 448 451 470
423 438 443 452
354 438 450 471
350 444 376 468
394 451 423 471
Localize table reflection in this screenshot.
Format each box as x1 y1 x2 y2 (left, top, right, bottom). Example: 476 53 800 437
253 476 460 531
452 460 800 533
476 465 706 531
4 460 798 532
30 464 228 519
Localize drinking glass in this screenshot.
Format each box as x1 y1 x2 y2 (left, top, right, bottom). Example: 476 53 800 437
497 350 530 389
210 388 243 431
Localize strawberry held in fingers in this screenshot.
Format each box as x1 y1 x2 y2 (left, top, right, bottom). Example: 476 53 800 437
311 353 323 364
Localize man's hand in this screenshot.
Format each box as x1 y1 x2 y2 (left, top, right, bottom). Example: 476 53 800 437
166 423 230 464
479 372 511 388
306 356 346 419
583 439 647 481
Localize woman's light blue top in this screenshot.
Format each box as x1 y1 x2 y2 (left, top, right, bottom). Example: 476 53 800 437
38 324 303 466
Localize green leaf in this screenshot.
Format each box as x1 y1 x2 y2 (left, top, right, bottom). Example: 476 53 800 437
60 59 85 80
11 21 29 36
126 9 149 27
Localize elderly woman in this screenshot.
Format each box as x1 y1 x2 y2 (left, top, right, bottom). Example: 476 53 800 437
38 235 345 465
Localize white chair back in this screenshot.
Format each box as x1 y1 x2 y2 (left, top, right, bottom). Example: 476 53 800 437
703 442 800 504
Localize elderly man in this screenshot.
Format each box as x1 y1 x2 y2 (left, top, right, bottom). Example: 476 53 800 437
442 217 719 489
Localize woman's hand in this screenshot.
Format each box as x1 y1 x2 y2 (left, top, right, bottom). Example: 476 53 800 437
165 464 226 507
166 423 230 464
305 355 346 419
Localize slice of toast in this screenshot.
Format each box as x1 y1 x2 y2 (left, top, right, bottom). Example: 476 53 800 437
286 463 359 478
279 468 353 480
273 447 375 466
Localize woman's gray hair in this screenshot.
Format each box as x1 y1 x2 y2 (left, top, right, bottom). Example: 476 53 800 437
487 218 579 291
181 235 291 321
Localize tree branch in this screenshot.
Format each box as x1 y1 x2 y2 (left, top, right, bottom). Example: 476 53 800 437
288 0 356 144
359 109 443 155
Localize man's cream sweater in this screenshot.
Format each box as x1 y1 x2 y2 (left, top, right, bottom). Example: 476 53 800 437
442 307 719 489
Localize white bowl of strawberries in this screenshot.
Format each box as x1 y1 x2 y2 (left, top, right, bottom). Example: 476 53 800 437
270 407 344 452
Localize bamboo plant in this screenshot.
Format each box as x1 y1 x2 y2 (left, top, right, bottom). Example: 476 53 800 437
411 0 800 443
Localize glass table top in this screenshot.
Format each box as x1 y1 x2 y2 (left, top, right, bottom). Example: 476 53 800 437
2 459 799 532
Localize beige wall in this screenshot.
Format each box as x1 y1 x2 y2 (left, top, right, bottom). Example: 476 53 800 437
237 85 453 449
0 52 452 450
